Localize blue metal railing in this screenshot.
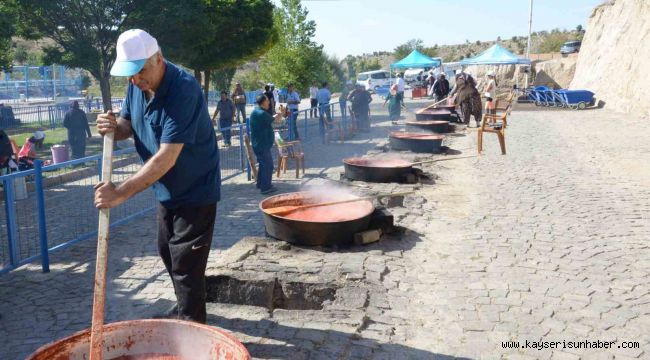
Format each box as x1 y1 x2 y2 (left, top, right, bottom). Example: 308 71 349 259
0 99 352 274
2 98 125 129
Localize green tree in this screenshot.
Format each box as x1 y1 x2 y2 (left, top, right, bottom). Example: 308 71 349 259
343 55 357 79
259 0 324 95
211 67 237 94
79 73 91 90
0 2 17 70
135 0 276 101
393 39 424 60
233 68 263 91
318 53 344 92
12 43 29 65
13 0 146 110
422 47 438 58
576 24 583 32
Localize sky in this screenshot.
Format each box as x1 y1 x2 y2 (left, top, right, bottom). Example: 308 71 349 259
273 0 603 58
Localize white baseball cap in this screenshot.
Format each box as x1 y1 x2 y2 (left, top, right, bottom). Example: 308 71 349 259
110 29 159 77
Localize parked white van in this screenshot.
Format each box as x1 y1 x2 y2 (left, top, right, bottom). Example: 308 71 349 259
356 70 396 91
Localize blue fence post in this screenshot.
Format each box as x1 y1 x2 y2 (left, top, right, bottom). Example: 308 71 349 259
245 119 251 181
37 105 43 126
34 160 50 273
3 178 19 269
303 111 308 141
238 124 245 170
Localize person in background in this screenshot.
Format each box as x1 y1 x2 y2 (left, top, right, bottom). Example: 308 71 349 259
384 84 401 123
339 82 351 120
63 100 92 159
271 84 280 108
483 71 498 116
95 29 220 323
212 90 236 147
309 84 319 118
263 84 275 115
348 83 373 132
249 94 284 194
450 70 482 127
426 72 436 99
32 130 46 149
395 72 406 106
231 82 247 123
433 72 450 102
285 83 301 140
316 82 332 144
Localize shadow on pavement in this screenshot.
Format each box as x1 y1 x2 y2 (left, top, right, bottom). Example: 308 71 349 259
207 315 473 360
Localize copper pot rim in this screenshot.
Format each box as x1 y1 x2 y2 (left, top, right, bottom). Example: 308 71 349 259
26 319 250 360
259 191 374 223
415 108 452 115
389 132 445 140
343 157 413 169
405 120 449 125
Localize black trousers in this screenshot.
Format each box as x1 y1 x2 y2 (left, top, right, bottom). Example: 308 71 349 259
310 98 318 118
157 202 217 323
68 131 86 159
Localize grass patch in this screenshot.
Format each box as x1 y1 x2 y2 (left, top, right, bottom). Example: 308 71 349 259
8 125 103 159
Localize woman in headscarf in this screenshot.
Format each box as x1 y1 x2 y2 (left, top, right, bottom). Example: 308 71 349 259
384 84 401 123
63 101 92 159
449 70 482 127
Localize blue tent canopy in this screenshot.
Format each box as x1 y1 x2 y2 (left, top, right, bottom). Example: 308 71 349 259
460 44 531 65
390 50 441 69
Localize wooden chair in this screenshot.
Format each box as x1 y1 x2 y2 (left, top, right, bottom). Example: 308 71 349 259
243 134 258 180
275 139 305 178
324 117 345 143
478 105 510 155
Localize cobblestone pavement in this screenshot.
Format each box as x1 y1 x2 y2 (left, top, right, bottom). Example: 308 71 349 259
1 99 649 360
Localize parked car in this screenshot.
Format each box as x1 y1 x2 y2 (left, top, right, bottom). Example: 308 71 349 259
356 70 396 92
560 41 581 54
404 68 433 83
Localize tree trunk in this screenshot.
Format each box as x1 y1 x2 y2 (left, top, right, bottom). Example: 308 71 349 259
194 69 202 84
203 70 211 103
98 75 112 111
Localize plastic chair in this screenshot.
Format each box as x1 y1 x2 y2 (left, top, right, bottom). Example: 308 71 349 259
478 105 510 155
275 139 305 178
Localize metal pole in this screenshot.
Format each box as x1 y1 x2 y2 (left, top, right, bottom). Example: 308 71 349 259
34 160 50 273
525 0 533 89
52 64 57 102
24 66 29 101
3 178 19 269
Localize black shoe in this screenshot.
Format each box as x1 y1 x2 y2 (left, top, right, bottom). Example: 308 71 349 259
261 186 278 195
152 304 178 319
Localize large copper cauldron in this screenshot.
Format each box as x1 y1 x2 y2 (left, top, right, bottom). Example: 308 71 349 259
343 157 415 183
260 191 374 246
405 120 450 133
27 319 250 360
415 108 452 121
389 132 445 153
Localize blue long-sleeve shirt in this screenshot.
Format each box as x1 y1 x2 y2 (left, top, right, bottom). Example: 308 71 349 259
316 88 331 105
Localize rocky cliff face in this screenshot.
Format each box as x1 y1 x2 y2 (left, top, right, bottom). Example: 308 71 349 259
534 56 577 89
571 0 650 116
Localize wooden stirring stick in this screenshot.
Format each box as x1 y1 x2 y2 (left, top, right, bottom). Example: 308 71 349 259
410 155 478 166
266 191 414 217
89 121 115 360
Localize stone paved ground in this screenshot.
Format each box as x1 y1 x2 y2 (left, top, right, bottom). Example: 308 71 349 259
1 98 649 360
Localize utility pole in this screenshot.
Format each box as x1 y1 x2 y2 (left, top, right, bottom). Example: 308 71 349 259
524 0 533 89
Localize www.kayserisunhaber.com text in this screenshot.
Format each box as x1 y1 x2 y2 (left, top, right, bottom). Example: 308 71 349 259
502 339 640 350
